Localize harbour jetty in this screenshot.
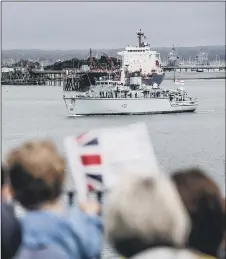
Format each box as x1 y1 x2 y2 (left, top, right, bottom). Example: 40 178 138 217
1 47 225 86
2 64 225 86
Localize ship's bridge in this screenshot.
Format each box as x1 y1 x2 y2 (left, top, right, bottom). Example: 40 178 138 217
117 46 161 74
118 46 158 56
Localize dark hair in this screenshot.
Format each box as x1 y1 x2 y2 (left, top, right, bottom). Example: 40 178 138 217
9 163 62 210
7 140 65 210
171 167 224 257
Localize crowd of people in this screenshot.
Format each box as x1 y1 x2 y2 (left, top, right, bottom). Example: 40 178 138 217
1 139 225 259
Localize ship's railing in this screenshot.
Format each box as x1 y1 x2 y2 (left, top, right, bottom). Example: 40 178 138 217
63 69 121 74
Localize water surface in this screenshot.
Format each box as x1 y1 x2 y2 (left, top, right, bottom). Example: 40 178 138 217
2 79 225 193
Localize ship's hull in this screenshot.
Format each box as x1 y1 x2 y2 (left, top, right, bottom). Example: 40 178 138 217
142 73 165 86
64 97 198 116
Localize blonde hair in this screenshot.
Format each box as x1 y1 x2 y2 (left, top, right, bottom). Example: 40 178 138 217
6 140 65 209
105 173 190 257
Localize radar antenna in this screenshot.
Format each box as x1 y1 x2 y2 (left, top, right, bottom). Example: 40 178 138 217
137 29 146 47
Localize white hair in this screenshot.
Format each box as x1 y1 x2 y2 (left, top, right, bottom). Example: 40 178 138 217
105 173 190 255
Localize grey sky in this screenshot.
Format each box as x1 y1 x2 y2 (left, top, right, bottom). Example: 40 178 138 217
2 1 225 50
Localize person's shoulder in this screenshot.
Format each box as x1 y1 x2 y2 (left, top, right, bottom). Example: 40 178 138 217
14 246 66 259
2 202 14 215
66 207 102 229
2 202 21 232
1 202 22 259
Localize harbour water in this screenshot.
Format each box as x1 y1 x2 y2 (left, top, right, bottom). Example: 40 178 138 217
2 79 225 194
2 79 225 258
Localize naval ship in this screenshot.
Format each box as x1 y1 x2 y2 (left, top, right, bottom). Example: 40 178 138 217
63 64 198 116
194 48 209 72
167 45 180 67
64 30 165 92
195 47 209 66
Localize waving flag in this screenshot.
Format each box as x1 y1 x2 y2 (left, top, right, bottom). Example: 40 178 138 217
76 131 104 192
64 122 160 202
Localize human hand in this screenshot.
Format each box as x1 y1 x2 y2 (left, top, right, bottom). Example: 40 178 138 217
79 201 100 215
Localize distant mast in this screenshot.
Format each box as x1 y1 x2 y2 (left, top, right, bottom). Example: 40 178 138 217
89 48 93 71
103 53 114 72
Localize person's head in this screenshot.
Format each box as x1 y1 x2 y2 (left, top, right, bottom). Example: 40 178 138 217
171 167 224 257
6 140 65 210
105 173 190 257
1 165 12 202
2 165 5 188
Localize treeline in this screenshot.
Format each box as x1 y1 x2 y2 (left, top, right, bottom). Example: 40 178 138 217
8 59 41 69
2 46 225 62
44 56 121 70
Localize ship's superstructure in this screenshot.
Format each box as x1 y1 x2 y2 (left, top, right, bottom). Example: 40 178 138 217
195 48 209 66
167 45 180 67
117 29 164 86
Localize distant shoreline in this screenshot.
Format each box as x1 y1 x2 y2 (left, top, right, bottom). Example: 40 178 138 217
2 45 225 62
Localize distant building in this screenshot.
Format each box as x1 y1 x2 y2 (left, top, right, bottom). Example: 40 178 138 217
1 67 14 73
80 65 90 72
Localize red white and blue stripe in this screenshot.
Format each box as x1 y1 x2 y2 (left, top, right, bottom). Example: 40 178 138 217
75 131 103 192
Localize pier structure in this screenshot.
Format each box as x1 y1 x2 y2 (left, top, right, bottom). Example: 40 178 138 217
161 64 226 72
1 64 225 85
1 68 46 85
59 65 226 74
1 68 66 85
32 69 66 86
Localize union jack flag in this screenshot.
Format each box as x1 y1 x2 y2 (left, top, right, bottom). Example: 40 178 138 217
75 131 103 192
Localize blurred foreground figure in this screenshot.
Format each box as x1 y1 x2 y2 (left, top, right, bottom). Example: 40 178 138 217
172 168 224 259
219 198 225 259
105 173 192 258
6 140 102 259
1 165 22 259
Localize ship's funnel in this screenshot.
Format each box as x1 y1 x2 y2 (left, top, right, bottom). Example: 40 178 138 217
152 83 158 89
120 69 125 84
130 71 142 86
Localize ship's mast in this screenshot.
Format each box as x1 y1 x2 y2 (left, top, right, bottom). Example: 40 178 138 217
137 29 145 47
89 48 93 71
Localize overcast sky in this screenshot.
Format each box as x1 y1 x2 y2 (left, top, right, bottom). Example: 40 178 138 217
2 2 225 50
